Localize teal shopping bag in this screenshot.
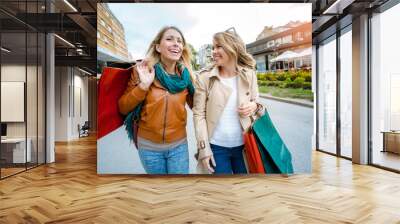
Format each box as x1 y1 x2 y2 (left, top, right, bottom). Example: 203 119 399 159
254 134 280 173
252 110 294 174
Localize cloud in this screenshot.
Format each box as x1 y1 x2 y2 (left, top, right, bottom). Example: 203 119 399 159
107 3 311 60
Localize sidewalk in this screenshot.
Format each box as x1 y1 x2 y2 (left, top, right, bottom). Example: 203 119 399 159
259 93 314 108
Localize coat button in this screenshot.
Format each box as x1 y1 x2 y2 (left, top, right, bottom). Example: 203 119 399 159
246 92 250 95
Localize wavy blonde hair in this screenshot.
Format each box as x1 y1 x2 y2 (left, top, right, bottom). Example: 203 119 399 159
145 26 193 76
213 30 256 70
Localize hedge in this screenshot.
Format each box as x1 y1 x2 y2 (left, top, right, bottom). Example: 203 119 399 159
257 69 312 90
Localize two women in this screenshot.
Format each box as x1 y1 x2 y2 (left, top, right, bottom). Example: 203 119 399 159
119 26 263 174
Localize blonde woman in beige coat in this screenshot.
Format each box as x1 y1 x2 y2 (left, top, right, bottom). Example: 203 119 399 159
193 30 265 174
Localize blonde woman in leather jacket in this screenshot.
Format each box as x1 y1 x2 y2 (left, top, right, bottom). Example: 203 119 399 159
119 26 195 174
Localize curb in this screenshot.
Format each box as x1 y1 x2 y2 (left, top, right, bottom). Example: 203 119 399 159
259 93 314 108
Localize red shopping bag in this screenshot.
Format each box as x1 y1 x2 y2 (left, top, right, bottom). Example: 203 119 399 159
243 130 265 174
97 66 132 139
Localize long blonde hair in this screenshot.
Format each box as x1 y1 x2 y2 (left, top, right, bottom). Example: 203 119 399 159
145 26 193 76
213 30 256 70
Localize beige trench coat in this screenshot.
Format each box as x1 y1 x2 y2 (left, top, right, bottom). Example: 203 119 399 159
192 65 265 161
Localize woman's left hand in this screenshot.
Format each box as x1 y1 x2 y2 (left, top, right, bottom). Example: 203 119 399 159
238 102 257 117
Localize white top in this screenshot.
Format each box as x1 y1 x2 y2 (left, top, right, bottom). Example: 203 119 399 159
210 76 244 147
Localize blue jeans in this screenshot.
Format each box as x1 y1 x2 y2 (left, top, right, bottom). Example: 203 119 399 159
138 143 189 174
210 144 247 174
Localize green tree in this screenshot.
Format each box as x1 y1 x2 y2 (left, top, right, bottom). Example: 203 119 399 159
188 44 200 71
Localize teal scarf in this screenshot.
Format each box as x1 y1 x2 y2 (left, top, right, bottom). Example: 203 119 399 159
154 62 194 95
124 62 194 142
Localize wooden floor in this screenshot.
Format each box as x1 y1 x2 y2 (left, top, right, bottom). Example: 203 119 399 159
0 135 400 223
1 167 26 178
373 151 400 171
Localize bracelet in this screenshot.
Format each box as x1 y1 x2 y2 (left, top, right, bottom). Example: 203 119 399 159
253 103 261 115
198 140 206 150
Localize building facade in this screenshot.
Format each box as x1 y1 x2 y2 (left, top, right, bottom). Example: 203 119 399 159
256 21 304 41
197 44 213 70
97 3 129 63
247 22 312 73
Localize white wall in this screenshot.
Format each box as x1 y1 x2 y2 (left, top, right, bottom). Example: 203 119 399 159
54 66 69 141
1 64 36 137
1 65 30 138
1 63 46 164
72 73 89 138
1 64 26 81
1 64 26 146
54 67 89 141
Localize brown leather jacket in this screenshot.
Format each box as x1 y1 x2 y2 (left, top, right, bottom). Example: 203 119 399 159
118 66 193 144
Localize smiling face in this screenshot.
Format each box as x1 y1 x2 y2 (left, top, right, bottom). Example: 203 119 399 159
212 39 234 67
156 28 184 63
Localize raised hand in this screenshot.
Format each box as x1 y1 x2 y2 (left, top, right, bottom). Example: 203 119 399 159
137 61 155 91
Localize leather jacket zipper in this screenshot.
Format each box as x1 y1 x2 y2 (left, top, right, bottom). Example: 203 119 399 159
162 92 169 143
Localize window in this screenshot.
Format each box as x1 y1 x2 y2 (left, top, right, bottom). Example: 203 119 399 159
371 3 400 171
267 40 274 48
317 35 337 154
255 55 266 72
296 32 303 41
391 75 400 130
100 19 105 27
340 27 352 158
275 38 282 46
282 35 293 44
1 4 46 179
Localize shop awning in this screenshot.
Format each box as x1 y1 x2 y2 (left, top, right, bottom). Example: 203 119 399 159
270 50 300 62
296 47 312 57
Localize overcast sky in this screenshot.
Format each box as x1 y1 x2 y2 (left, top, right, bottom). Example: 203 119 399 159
107 3 311 60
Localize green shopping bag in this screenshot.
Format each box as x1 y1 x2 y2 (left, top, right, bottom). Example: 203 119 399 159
252 110 294 174
254 133 280 173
